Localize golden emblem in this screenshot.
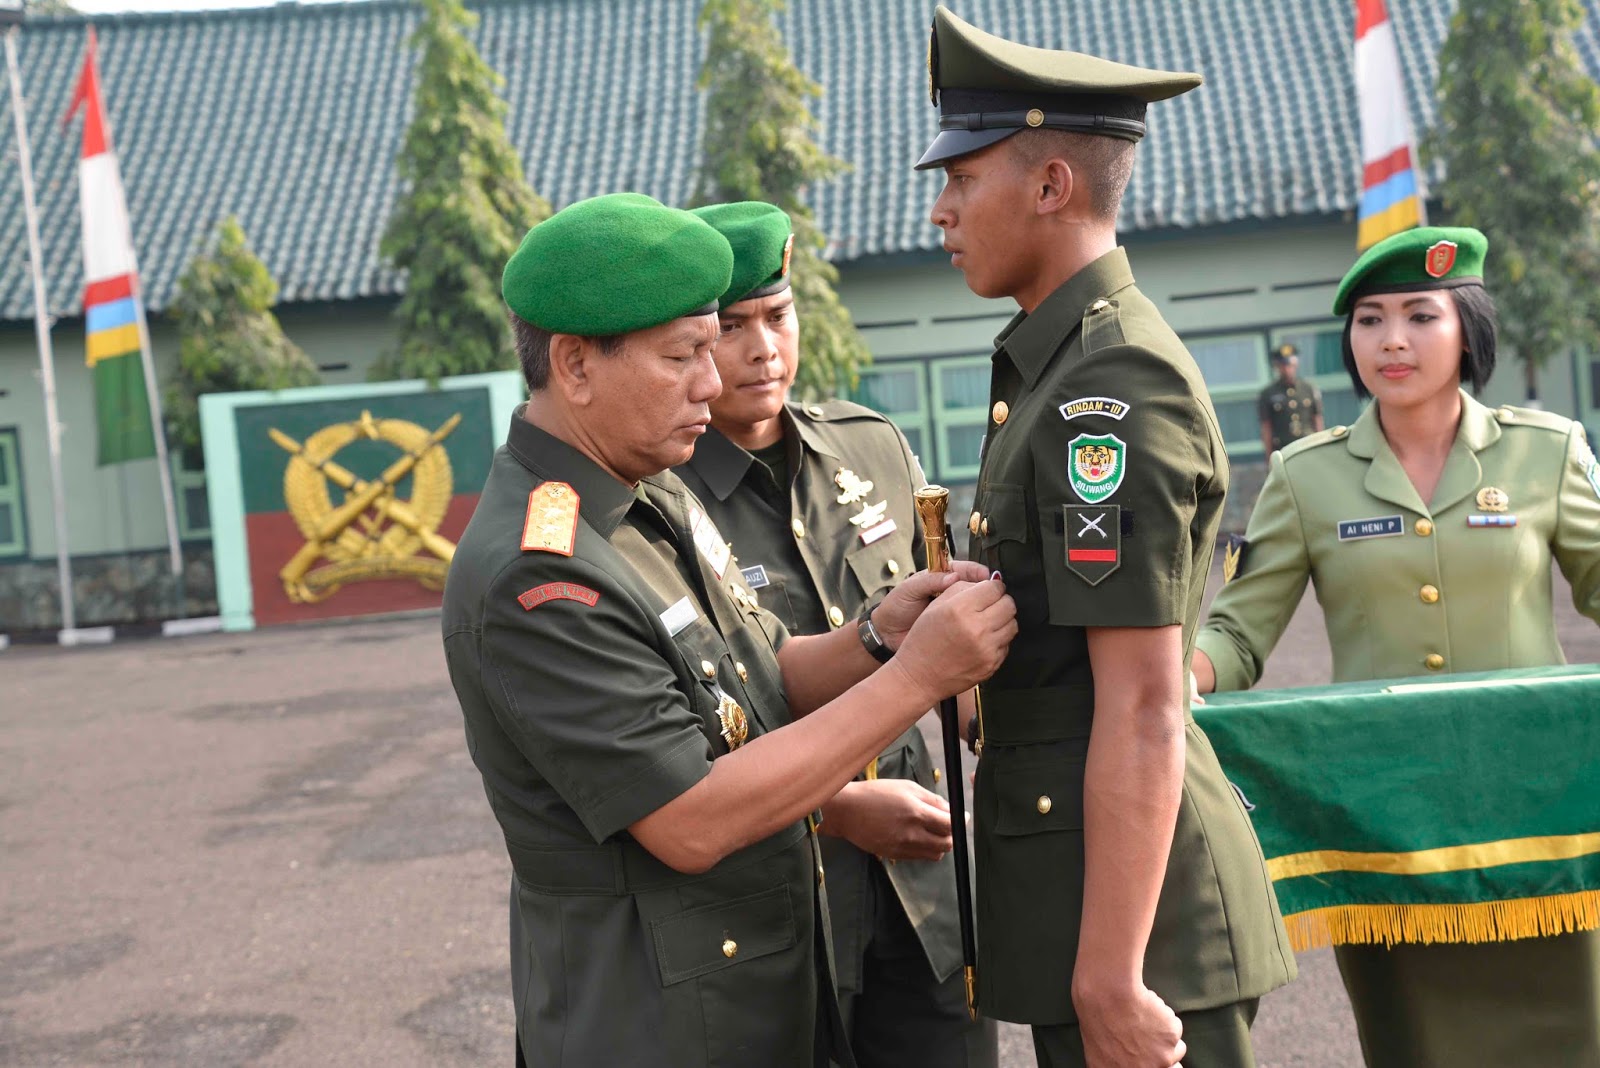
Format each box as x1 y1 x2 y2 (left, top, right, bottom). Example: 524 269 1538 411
1025 108 1045 127
523 482 580 555
717 692 749 750
272 411 460 604
1223 541 1243 584
1476 486 1510 513
849 500 889 529
834 467 874 505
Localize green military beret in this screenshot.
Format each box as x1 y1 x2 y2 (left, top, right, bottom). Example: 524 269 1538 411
916 5 1202 170
691 202 795 308
1333 226 1489 315
502 192 733 335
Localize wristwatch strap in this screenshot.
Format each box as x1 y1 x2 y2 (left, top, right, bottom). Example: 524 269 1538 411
856 609 894 664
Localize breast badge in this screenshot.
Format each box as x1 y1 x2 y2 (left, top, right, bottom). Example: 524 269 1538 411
834 468 874 505
1068 433 1126 504
1475 486 1510 513
716 690 749 750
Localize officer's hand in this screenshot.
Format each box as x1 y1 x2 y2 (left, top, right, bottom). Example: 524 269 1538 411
821 779 953 862
1075 983 1186 1068
887 576 1016 706
871 561 993 652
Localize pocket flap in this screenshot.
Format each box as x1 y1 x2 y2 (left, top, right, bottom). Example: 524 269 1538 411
845 542 904 601
651 886 797 986
992 760 1085 836
978 484 1029 549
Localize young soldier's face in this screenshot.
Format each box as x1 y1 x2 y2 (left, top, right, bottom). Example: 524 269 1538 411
1349 291 1464 409
708 291 799 430
929 140 1038 299
583 314 722 481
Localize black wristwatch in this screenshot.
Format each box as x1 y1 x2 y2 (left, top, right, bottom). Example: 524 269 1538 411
856 608 894 664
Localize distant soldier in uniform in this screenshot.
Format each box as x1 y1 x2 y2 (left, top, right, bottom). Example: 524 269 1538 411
673 201 998 1068
916 9 1294 1067
1257 343 1323 455
441 193 1017 1068
1194 226 1600 1068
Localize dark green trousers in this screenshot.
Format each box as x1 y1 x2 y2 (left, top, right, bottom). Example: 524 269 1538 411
1336 928 1600 1068
1031 999 1259 1068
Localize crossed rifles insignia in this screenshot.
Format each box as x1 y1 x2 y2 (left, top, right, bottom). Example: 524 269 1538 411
271 410 461 604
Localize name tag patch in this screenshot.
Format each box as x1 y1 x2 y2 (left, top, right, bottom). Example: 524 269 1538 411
1337 515 1404 541
860 518 897 545
687 505 731 579
518 582 600 610
659 596 697 637
740 564 770 589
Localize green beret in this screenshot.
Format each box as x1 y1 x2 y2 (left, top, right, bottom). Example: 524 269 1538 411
1333 226 1489 315
691 202 795 308
917 5 1202 169
502 192 733 335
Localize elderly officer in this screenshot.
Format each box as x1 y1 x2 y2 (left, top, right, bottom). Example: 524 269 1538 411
673 201 997 1068
442 192 1017 1068
917 8 1295 1067
1258 343 1324 455
1193 226 1600 1068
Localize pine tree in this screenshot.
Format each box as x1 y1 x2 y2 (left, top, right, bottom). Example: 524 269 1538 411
374 0 549 382
694 0 869 399
1428 0 1600 403
165 217 320 458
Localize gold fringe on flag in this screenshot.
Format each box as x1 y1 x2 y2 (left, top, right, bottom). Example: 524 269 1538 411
1282 890 1600 952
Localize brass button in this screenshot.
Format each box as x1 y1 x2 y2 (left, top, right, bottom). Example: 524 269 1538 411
791 518 805 538
700 659 716 678
1425 653 1446 671
1036 795 1053 814
807 404 825 417
1025 107 1044 127
933 768 942 784
1420 584 1440 604
1415 519 1434 537
722 938 738 958
1330 425 1349 439
828 606 845 628
736 662 748 682
980 517 990 536
886 559 899 576
968 511 982 536
992 400 1009 425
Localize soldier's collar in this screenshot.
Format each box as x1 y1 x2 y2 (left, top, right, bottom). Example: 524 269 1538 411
681 424 754 502
786 402 842 462
996 247 1136 388
1345 389 1501 459
504 408 637 538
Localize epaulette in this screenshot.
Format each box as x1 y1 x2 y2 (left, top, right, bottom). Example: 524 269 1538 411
1491 404 1574 435
1278 424 1348 461
790 398 888 424
1081 297 1126 356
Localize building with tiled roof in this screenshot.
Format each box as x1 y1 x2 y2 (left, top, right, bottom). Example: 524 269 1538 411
3 0 1600 630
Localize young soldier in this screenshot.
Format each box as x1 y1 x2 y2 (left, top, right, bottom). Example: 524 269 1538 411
1258 343 1324 455
674 201 997 1068
442 192 1016 1067
915 9 1294 1067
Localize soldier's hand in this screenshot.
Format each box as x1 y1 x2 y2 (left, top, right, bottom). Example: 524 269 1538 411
887 575 1016 706
1075 983 1186 1068
821 779 953 862
871 560 993 651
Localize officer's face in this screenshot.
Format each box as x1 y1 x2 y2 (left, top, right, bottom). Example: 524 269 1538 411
1349 291 1464 409
1277 356 1299 382
583 314 723 482
929 141 1037 299
709 291 799 430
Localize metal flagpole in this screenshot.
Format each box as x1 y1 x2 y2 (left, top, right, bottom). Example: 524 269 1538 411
4 22 77 632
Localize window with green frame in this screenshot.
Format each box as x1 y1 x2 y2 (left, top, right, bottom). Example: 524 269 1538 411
0 428 27 558
1186 333 1268 451
1269 323 1366 430
850 362 932 473
930 355 991 481
172 449 210 540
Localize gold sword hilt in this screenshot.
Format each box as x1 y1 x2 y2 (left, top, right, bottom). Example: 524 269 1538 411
913 485 951 574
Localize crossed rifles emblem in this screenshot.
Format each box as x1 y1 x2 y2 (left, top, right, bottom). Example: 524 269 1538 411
271 410 461 604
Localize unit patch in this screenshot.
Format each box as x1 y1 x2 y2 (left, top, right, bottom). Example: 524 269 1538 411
522 482 580 555
1068 433 1126 504
1222 534 1249 583
740 564 771 589
687 505 732 579
1336 515 1404 541
1059 396 1131 422
1063 504 1120 585
518 581 600 610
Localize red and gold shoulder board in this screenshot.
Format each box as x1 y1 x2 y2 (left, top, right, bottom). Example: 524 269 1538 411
522 482 579 555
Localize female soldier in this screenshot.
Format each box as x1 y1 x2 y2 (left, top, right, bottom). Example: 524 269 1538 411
1192 226 1600 1067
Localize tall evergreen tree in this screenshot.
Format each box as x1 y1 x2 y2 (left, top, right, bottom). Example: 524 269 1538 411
166 217 320 457
375 0 549 382
1428 0 1600 402
694 0 869 399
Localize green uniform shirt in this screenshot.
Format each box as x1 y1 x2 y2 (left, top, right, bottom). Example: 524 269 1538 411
443 411 837 1068
674 400 964 991
1258 377 1323 452
965 248 1296 1025
1198 391 1600 688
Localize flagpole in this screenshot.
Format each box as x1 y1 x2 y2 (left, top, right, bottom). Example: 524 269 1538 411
4 24 77 632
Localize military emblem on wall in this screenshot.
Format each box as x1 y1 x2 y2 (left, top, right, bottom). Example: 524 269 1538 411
1068 433 1126 504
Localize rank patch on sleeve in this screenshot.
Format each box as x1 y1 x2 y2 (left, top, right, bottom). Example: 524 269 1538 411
1222 534 1249 583
518 582 600 610
1063 504 1120 585
522 482 579 555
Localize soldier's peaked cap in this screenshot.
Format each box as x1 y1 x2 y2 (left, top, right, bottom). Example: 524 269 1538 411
916 5 1202 170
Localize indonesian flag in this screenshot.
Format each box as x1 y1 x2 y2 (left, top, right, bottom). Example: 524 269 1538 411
65 27 154 465
1355 0 1427 250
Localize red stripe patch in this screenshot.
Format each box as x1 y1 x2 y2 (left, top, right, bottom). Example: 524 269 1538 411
518 582 600 610
84 273 135 308
1361 146 1413 189
1067 549 1118 562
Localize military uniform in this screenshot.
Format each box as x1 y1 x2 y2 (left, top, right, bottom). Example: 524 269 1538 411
676 399 995 1067
1257 376 1322 453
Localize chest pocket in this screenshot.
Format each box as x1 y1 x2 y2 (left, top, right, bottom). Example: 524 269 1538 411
845 537 908 607
974 483 1047 622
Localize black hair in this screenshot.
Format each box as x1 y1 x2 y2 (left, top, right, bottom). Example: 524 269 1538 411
511 314 624 392
1340 283 1497 399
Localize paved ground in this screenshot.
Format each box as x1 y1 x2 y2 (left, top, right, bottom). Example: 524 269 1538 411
2 566 1595 1067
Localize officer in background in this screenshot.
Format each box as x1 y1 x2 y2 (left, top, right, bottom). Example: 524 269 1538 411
673 201 997 1068
1257 343 1323 455
916 8 1295 1066
442 193 1016 1067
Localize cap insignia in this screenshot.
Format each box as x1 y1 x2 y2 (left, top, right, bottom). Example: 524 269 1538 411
1425 240 1458 279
